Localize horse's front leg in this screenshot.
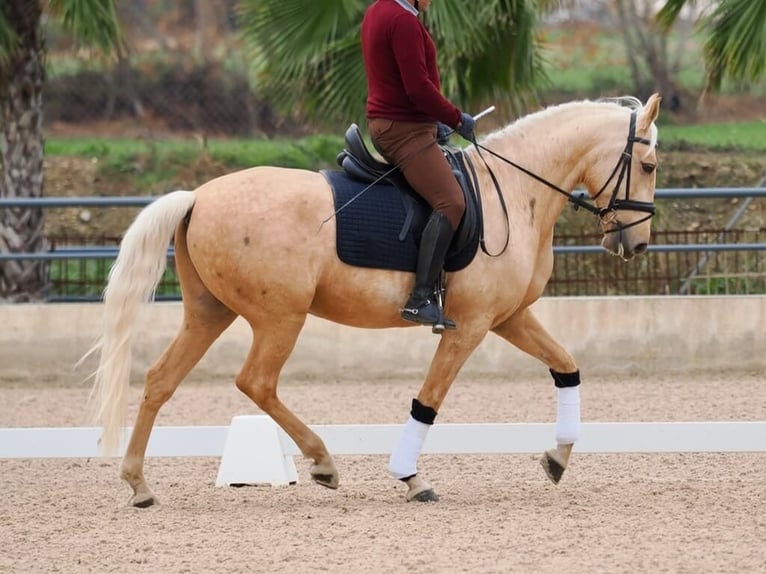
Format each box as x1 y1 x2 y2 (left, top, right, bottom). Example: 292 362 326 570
390 327 487 502
491 307 581 484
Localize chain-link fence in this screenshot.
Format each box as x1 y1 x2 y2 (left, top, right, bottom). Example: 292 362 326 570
44 0 303 139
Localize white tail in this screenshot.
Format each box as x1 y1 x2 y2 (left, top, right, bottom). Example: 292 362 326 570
83 190 197 453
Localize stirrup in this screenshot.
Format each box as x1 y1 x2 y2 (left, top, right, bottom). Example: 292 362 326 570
430 272 456 334
431 311 457 334
400 299 457 334
400 300 440 325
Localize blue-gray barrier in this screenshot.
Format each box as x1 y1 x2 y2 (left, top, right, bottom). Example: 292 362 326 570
3 244 766 262
0 197 158 208
2 187 765 210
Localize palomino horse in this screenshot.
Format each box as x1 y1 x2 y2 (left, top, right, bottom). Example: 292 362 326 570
89 94 661 506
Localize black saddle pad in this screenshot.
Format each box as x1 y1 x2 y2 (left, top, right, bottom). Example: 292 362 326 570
322 170 478 273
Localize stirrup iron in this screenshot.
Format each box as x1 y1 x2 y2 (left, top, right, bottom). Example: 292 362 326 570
431 273 456 334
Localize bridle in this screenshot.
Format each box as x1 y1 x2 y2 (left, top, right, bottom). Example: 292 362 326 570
586 110 656 232
472 109 657 236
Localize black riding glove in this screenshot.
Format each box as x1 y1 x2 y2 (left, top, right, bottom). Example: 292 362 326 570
456 112 476 141
436 122 452 144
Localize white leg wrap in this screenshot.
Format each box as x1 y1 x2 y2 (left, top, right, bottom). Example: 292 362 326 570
388 416 431 480
555 386 581 444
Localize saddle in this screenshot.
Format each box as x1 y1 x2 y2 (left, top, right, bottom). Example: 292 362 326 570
321 124 482 273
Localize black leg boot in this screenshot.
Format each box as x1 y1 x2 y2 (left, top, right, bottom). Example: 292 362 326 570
401 211 457 330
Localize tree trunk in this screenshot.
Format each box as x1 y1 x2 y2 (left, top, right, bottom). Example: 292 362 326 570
195 0 217 63
624 0 682 111
105 45 145 120
0 1 48 302
614 0 647 96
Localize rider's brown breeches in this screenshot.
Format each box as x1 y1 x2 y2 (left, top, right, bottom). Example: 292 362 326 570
368 118 465 230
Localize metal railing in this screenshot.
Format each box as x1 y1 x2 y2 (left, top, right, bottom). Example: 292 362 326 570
548 229 766 296
1 187 764 299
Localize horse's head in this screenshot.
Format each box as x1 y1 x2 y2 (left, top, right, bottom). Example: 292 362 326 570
583 94 661 261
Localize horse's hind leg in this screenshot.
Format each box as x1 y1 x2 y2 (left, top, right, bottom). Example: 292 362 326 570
121 223 236 507
121 303 235 507
491 308 581 484
236 314 338 489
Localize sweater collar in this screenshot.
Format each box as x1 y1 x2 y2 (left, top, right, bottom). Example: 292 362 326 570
393 0 418 17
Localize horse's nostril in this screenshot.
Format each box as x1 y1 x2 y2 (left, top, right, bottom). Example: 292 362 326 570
634 243 648 254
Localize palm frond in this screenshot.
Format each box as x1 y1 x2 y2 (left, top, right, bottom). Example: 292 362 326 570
312 36 369 125
0 9 19 67
703 0 766 89
239 0 363 66
240 0 546 124
655 0 690 30
435 0 545 113
47 0 122 51
426 1 486 56
239 0 366 122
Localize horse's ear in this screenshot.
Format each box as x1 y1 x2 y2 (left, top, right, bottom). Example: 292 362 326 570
638 93 662 132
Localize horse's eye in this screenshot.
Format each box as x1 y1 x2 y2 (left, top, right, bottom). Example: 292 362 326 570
641 162 656 174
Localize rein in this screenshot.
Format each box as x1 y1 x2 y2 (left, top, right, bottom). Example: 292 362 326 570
459 145 510 257
470 109 656 235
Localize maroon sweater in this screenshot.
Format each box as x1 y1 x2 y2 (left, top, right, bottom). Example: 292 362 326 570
361 0 462 127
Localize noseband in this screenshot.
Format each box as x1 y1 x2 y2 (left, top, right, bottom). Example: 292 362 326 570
473 109 657 235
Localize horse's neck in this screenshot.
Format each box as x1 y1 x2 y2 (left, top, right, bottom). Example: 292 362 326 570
471 104 608 235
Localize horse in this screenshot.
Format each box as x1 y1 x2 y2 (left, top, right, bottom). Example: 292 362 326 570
87 94 661 506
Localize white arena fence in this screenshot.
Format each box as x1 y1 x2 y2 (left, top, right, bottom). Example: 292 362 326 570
2 417 765 487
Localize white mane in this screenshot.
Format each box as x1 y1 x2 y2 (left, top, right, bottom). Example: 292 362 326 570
480 97 658 156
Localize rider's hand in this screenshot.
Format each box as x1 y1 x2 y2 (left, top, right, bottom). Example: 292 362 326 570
456 112 475 141
436 122 452 144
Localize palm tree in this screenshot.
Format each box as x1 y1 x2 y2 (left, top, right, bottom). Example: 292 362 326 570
238 0 560 126
0 1 121 302
657 0 766 92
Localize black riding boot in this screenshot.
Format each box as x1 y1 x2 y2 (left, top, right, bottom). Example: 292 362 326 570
401 211 457 331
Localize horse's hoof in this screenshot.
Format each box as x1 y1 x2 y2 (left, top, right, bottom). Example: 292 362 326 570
310 462 339 489
403 475 439 502
311 473 339 489
540 449 566 484
408 488 439 502
129 493 158 508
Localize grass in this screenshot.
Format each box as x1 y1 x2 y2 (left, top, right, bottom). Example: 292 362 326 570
44 115 766 182
45 135 345 172
48 258 180 300
541 24 766 97
657 120 766 151
45 135 347 192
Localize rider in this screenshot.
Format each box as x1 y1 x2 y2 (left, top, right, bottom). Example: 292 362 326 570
361 0 475 330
